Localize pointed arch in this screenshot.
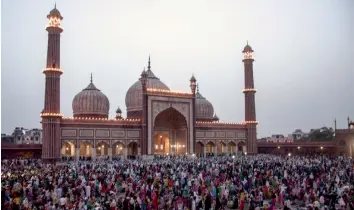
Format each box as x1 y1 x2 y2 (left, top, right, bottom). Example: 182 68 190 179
61 141 75 156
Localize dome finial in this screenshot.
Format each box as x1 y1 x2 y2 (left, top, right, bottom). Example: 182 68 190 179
90 73 93 83
147 55 151 71
55 2 56 9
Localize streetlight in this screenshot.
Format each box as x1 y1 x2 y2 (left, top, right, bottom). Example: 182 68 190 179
232 155 235 171
288 153 291 157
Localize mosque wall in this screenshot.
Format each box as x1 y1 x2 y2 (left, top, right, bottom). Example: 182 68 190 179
60 127 141 149
195 128 247 154
195 128 247 142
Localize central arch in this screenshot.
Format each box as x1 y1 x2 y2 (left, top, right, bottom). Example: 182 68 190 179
153 107 188 155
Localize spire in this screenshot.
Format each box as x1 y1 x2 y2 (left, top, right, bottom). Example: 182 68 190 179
247 40 248 45
147 55 151 71
196 83 199 93
141 67 146 76
83 73 99 91
334 118 337 130
54 2 56 9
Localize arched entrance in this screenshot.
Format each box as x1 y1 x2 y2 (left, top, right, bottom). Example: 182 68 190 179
96 142 109 156
228 141 236 153
217 141 226 153
195 141 204 155
154 107 188 155
112 142 124 156
154 133 170 155
128 142 138 155
80 142 93 157
238 141 246 153
206 141 215 154
61 141 75 157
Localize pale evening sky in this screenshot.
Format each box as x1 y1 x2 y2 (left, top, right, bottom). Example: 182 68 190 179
1 0 353 137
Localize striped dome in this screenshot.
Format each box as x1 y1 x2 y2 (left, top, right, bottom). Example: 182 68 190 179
195 89 214 121
72 80 110 118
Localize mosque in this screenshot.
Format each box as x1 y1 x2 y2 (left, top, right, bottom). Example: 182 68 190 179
2 6 354 160
40 6 258 161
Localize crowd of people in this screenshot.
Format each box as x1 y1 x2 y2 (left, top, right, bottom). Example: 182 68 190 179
1 154 353 210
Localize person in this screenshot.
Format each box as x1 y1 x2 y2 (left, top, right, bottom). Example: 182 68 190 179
0 155 353 209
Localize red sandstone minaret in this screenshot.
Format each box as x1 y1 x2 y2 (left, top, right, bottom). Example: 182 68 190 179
41 5 64 163
242 41 258 154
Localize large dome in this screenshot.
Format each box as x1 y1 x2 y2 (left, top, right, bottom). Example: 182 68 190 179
125 59 169 115
125 70 169 112
195 87 214 121
72 77 110 118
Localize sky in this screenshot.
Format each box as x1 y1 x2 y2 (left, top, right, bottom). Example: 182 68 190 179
1 0 353 137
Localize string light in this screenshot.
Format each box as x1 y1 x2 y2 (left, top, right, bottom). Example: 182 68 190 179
62 116 141 122
147 88 193 96
244 121 259 124
42 68 63 73
40 113 63 117
196 121 246 125
242 88 257 93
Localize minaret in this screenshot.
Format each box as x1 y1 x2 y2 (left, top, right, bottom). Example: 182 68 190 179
190 75 197 154
41 5 64 163
242 41 258 154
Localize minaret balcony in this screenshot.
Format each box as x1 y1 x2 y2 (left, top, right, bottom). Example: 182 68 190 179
242 88 257 93
40 113 63 117
42 68 63 74
244 121 259 125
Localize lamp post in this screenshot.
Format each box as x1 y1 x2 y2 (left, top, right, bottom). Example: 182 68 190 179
232 155 235 172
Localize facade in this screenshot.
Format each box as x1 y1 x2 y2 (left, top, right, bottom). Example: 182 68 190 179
1 128 42 145
11 127 42 144
257 119 354 157
290 129 309 140
39 6 258 162
1 134 14 144
1 128 42 159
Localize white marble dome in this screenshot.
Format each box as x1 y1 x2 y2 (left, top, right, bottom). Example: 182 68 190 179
125 69 169 113
72 79 110 118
